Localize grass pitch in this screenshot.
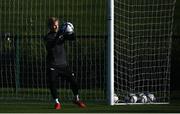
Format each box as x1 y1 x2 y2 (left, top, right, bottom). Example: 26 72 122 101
0 102 180 113
0 91 179 113
0 91 180 113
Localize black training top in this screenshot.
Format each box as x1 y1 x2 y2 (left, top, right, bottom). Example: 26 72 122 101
44 31 67 68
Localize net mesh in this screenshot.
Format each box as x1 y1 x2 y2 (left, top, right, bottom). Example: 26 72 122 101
114 0 176 103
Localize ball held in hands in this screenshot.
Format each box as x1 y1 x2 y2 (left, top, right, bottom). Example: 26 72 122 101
58 22 75 40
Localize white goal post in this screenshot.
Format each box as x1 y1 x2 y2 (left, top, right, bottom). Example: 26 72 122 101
107 0 114 105
108 0 176 105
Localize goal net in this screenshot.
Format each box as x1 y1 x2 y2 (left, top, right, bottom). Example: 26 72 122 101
0 0 106 103
112 0 176 105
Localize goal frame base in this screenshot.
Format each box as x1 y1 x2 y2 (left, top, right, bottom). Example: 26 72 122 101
114 102 169 105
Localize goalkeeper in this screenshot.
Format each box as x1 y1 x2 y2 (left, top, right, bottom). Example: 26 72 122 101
44 17 86 110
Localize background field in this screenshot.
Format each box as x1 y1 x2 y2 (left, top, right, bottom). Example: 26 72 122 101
0 0 107 102
0 0 180 112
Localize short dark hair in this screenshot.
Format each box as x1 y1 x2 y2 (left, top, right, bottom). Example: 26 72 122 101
47 17 59 29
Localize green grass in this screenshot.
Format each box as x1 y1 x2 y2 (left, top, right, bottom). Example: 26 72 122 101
0 102 180 113
0 91 179 113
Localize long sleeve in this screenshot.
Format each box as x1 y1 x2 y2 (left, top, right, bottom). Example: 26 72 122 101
44 32 67 67
44 32 65 49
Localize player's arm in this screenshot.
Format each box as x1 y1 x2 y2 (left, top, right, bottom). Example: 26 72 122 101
56 30 75 42
44 33 64 48
55 31 67 44
63 33 75 41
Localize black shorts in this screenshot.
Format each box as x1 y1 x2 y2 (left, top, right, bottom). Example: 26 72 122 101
47 65 75 80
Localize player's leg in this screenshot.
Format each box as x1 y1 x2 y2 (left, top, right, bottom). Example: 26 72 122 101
47 67 61 109
63 66 86 108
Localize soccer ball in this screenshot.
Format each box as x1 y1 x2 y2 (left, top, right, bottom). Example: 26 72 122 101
138 93 148 103
114 94 119 103
146 93 156 102
60 22 74 35
129 94 138 103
